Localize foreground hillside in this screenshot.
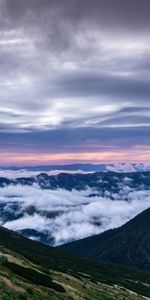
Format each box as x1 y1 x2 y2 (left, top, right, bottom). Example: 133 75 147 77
0 227 150 299
60 208 150 271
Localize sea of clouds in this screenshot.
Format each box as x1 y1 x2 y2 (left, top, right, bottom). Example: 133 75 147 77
0 179 150 246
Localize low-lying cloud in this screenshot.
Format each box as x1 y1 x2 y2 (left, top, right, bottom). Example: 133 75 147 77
0 181 150 245
106 163 150 173
0 169 89 179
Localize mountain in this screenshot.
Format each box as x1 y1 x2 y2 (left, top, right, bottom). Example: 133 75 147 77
1 163 150 173
0 171 150 191
60 208 150 271
1 226 150 299
0 163 107 172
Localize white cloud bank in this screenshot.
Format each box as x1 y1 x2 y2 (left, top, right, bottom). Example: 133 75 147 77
0 169 90 179
106 163 150 173
0 182 150 245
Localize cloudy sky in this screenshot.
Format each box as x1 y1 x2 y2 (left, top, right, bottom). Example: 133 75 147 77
0 0 150 166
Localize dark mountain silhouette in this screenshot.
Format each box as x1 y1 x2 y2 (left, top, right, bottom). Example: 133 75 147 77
1 225 150 299
60 208 150 271
0 171 150 193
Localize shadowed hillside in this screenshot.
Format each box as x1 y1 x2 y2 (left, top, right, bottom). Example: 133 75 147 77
0 225 150 299
60 208 150 271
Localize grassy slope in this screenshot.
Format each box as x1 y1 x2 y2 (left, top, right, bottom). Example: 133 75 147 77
0 227 150 299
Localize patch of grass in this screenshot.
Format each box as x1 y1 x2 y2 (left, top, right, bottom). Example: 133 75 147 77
3 260 65 293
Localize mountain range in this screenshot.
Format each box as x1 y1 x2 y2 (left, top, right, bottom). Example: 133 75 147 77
0 163 106 172
0 171 150 191
0 163 150 173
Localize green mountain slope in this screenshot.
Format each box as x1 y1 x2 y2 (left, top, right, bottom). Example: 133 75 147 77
0 226 150 299
60 208 150 271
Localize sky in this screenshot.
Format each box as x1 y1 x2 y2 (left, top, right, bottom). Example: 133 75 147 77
0 0 150 166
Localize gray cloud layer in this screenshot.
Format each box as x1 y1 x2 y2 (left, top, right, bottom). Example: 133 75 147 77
0 0 150 160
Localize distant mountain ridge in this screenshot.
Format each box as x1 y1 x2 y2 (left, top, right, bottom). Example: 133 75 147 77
0 163 107 172
0 172 150 196
0 170 150 192
0 163 150 173
60 208 150 271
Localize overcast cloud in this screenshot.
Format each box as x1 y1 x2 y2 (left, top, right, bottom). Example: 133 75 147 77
0 0 150 164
